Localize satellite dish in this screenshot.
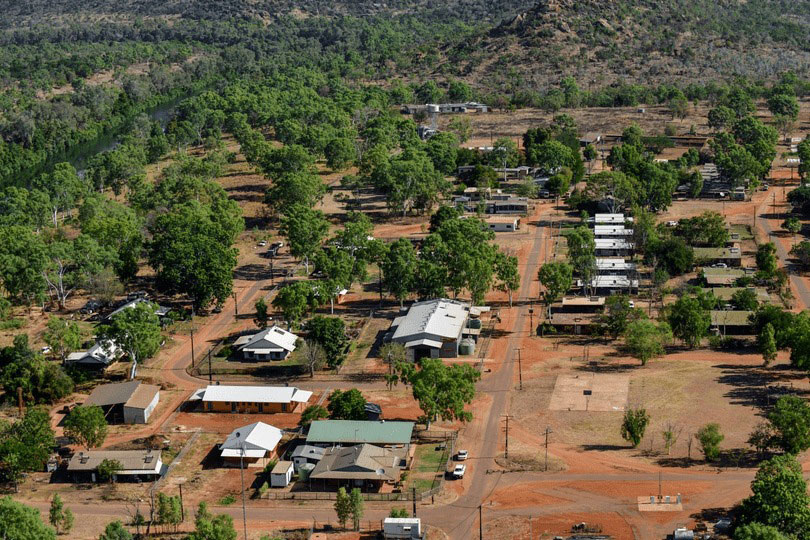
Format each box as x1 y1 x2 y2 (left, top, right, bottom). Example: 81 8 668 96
376 468 385 476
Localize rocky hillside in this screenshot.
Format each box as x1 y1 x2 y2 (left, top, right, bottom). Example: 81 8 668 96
441 0 810 87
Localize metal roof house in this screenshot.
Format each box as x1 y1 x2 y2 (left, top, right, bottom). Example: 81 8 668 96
578 275 639 293
596 258 637 275
290 444 326 470
84 380 159 424
219 422 282 467
593 225 633 237
306 420 414 448
64 340 121 370
588 213 633 225
594 238 634 256
233 326 298 361
308 443 404 490
66 449 163 483
190 385 312 413
105 298 170 321
693 246 742 267
384 517 423 539
711 310 755 336
388 299 471 361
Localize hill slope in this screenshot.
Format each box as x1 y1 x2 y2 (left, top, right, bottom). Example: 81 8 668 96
441 0 810 87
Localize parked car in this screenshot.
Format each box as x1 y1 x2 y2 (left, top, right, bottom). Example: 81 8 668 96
41 346 51 354
127 290 149 301
79 299 102 314
257 240 267 247
452 464 466 478
666 220 677 227
711 263 728 268
456 450 468 461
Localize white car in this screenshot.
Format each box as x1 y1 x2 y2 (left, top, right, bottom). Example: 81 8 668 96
452 464 466 478
666 220 677 227
712 263 728 268
257 241 267 247
456 450 468 461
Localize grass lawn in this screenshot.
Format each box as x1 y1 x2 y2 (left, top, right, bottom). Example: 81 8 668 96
413 443 448 473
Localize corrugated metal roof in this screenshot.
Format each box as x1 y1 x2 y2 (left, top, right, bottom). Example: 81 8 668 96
220 422 282 453
391 299 469 342
198 385 312 404
306 420 414 445
236 326 298 353
67 450 162 474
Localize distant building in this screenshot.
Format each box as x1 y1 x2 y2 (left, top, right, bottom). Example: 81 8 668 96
578 275 638 294
485 216 520 232
189 385 312 413
219 422 282 467
693 246 742 268
233 326 298 361
579 132 602 147
486 197 529 215
594 238 634 256
593 225 633 238
548 296 606 335
64 340 122 370
105 298 170 321
388 299 471 361
588 213 633 225
711 310 755 335
84 380 159 424
596 258 637 275
66 449 163 483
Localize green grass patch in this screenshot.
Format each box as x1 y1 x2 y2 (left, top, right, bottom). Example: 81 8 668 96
413 444 447 473
218 494 236 505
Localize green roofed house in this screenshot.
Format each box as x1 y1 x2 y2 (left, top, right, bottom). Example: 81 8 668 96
701 267 752 286
306 420 414 449
693 246 742 267
711 287 770 304
711 310 754 336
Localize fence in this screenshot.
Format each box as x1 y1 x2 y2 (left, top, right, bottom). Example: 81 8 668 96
262 490 438 501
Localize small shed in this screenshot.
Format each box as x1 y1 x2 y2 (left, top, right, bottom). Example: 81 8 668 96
270 460 294 487
365 402 382 421
384 517 422 539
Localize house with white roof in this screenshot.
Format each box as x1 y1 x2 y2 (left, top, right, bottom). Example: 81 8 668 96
593 225 633 238
588 213 634 225
594 238 634 256
64 340 122 370
190 385 312 413
596 258 637 276
233 326 298 361
387 299 471 362
219 421 282 467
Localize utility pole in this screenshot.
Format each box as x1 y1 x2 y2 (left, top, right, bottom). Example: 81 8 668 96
528 303 534 334
543 426 553 472
208 349 213 383
412 487 417 517
479 504 483 540
179 483 185 522
240 441 248 540
233 291 238 317
658 471 662 501
514 348 522 390
503 415 511 459
190 323 195 368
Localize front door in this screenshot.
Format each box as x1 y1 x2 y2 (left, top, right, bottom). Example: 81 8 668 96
231 402 237 413
258 403 263 413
